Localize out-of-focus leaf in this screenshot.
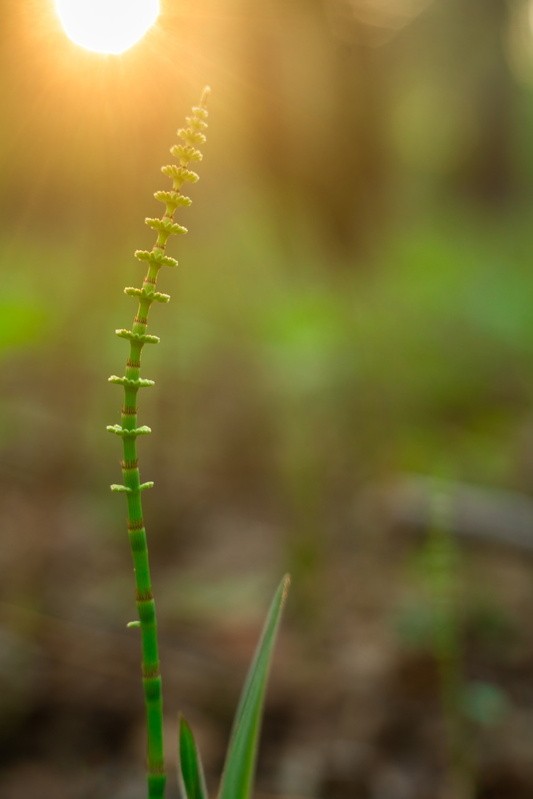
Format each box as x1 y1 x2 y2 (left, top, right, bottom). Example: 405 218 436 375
463 680 508 727
218 574 290 799
0 301 47 351
178 715 208 799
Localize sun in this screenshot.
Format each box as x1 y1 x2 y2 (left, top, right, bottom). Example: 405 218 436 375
54 0 160 55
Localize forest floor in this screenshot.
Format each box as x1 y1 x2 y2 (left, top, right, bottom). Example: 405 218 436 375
2 475 533 799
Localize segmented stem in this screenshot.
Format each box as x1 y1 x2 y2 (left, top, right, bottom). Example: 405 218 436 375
107 88 209 799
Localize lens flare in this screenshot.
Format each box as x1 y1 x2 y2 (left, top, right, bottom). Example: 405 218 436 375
54 0 160 55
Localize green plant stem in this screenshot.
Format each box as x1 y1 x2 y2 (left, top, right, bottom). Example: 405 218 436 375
108 88 209 799
122 394 165 799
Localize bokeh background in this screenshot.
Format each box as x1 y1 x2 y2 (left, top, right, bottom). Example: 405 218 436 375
3 1 533 797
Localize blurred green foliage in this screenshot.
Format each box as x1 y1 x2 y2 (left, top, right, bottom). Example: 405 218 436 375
1 0 533 630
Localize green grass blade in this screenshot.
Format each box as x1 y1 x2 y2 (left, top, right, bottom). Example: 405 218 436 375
178 715 208 799
218 574 290 799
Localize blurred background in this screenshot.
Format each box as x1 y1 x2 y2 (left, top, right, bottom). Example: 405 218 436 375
3 0 533 797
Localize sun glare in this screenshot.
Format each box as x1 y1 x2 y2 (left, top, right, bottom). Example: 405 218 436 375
54 0 160 55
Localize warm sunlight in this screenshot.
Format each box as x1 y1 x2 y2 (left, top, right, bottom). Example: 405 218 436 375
54 0 160 55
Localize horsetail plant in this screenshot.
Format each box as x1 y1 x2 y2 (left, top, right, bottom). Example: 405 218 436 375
107 88 289 799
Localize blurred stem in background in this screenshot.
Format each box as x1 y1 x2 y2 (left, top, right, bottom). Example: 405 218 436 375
280 404 329 629
425 485 475 799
